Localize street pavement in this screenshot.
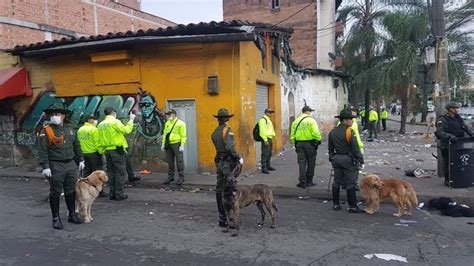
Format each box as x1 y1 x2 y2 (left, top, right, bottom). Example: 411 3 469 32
1 176 473 265
1 119 472 206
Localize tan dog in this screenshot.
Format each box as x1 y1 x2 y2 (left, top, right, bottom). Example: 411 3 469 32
75 170 108 223
360 174 418 217
223 177 277 237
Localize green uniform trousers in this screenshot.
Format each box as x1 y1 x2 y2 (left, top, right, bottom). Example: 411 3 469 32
105 150 127 197
83 152 103 177
49 160 77 197
261 138 273 170
166 143 185 178
331 154 358 190
295 141 318 184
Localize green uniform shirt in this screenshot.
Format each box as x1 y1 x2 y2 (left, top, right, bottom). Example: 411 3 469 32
290 114 322 144
162 118 187 145
369 110 378 122
37 124 83 169
337 118 364 152
328 124 364 165
211 123 241 160
77 122 100 154
97 115 134 151
258 115 276 142
381 110 388 119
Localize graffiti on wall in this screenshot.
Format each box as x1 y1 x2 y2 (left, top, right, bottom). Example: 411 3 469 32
16 91 167 169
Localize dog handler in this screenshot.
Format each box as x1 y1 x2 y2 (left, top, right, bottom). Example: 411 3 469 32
328 109 365 213
98 107 135 201
161 109 187 185
37 103 84 230
290 106 322 188
211 108 243 227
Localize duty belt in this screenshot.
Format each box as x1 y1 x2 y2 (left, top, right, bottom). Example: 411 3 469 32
50 159 73 163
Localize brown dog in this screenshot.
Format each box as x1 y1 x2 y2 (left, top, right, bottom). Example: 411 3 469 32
360 174 418 217
223 177 277 237
75 170 108 223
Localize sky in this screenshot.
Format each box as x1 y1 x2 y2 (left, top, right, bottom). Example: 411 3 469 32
141 0 223 25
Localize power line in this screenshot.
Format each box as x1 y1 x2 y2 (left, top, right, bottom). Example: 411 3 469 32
274 2 315 26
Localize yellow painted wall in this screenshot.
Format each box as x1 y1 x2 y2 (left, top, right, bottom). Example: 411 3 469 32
14 40 282 172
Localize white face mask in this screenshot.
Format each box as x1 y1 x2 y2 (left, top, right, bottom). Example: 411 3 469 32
50 115 63 125
93 120 98 126
167 116 175 121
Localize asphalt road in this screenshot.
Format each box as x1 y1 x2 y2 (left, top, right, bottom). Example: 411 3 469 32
1 177 473 266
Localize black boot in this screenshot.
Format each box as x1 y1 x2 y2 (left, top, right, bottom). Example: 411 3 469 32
176 174 185 185
347 188 364 213
306 178 316 187
65 193 83 224
49 194 63 230
332 187 341 211
98 190 108 198
216 191 228 227
163 176 174 185
262 167 270 174
268 166 276 171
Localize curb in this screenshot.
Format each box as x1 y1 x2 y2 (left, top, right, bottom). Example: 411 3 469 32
2 172 474 207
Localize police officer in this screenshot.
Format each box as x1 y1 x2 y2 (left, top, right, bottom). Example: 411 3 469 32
124 138 141 183
368 107 378 141
258 108 276 174
337 106 364 153
161 109 187 185
381 108 388 131
37 103 84 229
211 108 243 227
435 101 473 186
290 106 322 188
98 107 135 200
328 109 365 213
77 115 107 197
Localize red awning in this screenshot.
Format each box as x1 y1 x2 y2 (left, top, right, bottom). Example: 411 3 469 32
0 67 32 100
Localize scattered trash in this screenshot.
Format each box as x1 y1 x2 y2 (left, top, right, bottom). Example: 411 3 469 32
364 253 407 263
139 170 152 175
189 188 200 193
417 202 425 209
394 223 409 226
201 172 211 176
298 196 309 199
405 168 431 178
25 253 31 257
467 222 474 225
415 159 424 162
144 203 149 206
149 212 154 215
424 144 432 148
322 200 328 203
400 219 418 224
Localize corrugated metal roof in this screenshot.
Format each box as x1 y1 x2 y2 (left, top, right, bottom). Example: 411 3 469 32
10 20 292 55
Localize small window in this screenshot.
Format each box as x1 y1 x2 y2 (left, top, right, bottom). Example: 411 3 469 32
272 0 280 9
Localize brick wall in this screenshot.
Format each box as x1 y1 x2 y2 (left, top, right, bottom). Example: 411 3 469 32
0 0 175 49
224 0 317 69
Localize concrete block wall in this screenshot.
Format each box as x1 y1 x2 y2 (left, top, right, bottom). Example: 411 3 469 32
223 0 318 69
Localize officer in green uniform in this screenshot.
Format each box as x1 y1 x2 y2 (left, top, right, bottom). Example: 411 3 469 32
381 108 388 131
258 108 276 174
161 109 187 185
290 106 322 188
336 106 364 153
77 114 107 197
328 109 365 213
211 108 243 227
37 103 84 230
368 107 378 141
435 101 473 186
98 107 135 201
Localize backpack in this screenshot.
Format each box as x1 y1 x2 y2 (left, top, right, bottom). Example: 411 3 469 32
253 117 268 142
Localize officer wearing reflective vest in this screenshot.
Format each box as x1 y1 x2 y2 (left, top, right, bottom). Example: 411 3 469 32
77 114 108 197
161 109 187 185
368 107 378 141
258 108 276 174
290 106 322 188
381 108 388 131
336 106 364 153
37 103 84 230
435 101 473 186
328 109 364 213
211 108 243 227
97 107 135 201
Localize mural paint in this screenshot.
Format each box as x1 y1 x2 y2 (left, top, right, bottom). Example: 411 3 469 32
16 91 167 169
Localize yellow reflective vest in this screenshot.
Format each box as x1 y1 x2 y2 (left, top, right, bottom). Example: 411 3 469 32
290 114 322 144
337 118 364 152
369 110 379 122
381 110 388 119
258 115 276 142
77 122 100 154
162 118 187 145
97 115 134 151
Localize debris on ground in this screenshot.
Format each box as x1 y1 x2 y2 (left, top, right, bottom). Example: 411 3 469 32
405 168 432 178
139 170 152 175
394 223 409 227
364 253 407 263
400 219 418 224
298 196 309 199
189 188 200 193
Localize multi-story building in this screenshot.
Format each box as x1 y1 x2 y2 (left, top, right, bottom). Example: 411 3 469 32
0 0 175 50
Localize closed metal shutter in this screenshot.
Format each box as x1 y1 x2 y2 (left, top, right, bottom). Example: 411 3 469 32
255 83 269 165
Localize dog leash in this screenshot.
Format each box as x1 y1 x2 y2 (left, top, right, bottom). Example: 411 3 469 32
327 168 334 198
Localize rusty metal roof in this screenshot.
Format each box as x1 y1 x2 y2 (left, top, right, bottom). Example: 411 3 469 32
10 20 292 56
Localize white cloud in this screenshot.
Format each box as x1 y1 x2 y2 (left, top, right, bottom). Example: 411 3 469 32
141 0 223 24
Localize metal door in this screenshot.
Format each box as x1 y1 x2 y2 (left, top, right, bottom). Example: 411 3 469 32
256 83 269 165
168 100 198 173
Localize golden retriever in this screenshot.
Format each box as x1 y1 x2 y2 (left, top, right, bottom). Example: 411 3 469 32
75 170 108 223
360 174 418 217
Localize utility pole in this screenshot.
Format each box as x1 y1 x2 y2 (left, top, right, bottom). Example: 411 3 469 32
428 0 450 177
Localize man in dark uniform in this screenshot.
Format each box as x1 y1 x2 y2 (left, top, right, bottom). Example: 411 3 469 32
328 109 365 213
211 108 243 227
435 101 473 186
37 103 84 230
